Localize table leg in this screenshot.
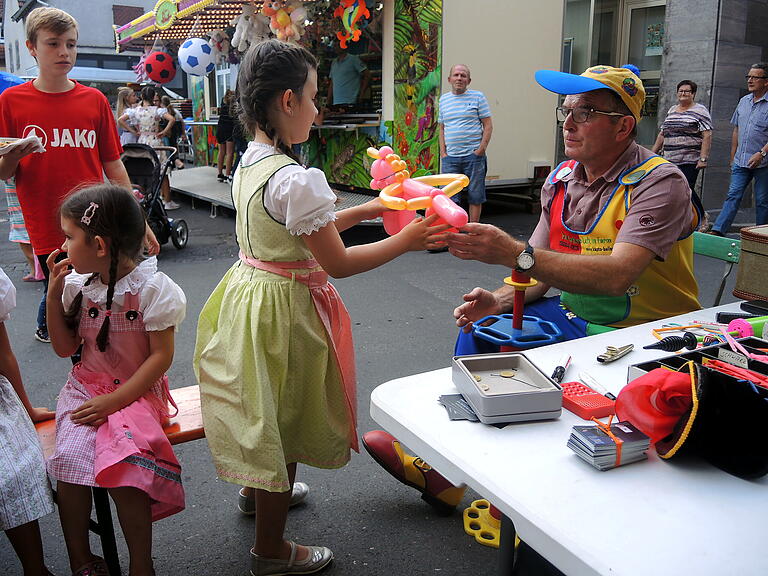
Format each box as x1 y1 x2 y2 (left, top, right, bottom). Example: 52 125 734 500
513 540 565 576
498 514 517 575
92 487 122 576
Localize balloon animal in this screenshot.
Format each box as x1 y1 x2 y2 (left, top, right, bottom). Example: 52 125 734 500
367 146 469 235
334 0 370 49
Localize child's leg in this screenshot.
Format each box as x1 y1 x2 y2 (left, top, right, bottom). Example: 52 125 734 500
56 481 96 571
253 463 312 562
5 520 48 576
109 486 153 576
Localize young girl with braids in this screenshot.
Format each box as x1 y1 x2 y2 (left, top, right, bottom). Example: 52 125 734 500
46 184 187 576
194 39 445 576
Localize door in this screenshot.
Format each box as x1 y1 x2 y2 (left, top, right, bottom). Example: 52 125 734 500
620 0 665 146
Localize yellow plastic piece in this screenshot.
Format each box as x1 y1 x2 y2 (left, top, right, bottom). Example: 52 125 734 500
463 499 500 548
463 499 521 549
503 275 538 289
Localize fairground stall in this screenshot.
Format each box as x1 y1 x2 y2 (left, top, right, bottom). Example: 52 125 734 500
114 0 562 202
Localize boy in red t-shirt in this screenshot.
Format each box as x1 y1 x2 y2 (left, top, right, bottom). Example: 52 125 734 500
0 7 158 343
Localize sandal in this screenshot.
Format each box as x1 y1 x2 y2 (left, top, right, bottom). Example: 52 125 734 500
22 273 43 282
250 541 332 576
71 556 109 576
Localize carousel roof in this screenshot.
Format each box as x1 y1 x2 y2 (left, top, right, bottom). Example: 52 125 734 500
114 0 319 52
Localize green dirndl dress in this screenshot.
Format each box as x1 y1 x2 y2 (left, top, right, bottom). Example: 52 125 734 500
194 153 354 492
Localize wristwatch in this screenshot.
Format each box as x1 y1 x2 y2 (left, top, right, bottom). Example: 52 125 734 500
699 157 708 162
515 243 535 272
761 150 767 158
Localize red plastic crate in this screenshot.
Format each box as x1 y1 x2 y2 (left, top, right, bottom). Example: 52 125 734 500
560 380 615 420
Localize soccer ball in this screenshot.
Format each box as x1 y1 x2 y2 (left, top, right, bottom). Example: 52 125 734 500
178 38 215 76
145 51 176 84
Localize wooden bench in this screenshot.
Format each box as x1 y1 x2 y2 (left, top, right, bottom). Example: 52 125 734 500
36 384 204 576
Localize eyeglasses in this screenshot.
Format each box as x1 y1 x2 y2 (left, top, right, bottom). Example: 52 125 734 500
677 89 693 94
556 106 626 123
746 75 768 81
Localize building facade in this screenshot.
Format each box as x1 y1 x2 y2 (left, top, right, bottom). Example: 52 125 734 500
564 0 768 218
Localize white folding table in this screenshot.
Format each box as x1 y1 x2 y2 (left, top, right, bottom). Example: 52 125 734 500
370 303 768 575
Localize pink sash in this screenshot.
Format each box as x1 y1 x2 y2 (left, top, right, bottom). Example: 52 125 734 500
239 252 359 452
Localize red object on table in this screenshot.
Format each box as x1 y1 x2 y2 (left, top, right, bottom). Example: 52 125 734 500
511 270 529 330
560 380 616 420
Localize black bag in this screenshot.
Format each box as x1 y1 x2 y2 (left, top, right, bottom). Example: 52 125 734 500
655 363 768 479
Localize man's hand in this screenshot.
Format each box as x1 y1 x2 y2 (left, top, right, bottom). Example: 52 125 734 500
747 151 765 169
442 223 521 266
454 287 502 333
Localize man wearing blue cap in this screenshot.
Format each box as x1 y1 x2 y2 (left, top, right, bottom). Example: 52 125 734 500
447 64 702 343
362 66 703 517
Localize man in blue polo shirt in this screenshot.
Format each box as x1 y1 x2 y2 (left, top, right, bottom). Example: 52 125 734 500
710 62 768 235
439 64 493 223
327 44 370 107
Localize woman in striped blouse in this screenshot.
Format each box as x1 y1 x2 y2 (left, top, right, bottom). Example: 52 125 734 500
651 79 713 196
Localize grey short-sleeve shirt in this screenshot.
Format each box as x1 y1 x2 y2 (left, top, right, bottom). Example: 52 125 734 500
529 142 694 261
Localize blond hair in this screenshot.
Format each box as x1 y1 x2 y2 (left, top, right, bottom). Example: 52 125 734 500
116 87 134 118
26 7 78 46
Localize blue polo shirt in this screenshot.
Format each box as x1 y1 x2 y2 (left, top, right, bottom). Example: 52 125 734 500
732 92 768 168
329 54 366 105
438 90 491 157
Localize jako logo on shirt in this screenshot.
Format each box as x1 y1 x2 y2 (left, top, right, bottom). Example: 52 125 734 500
22 125 96 149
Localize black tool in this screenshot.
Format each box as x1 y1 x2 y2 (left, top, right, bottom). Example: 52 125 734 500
643 331 698 352
715 312 759 324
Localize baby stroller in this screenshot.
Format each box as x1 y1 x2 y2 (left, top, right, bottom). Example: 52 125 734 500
121 143 188 249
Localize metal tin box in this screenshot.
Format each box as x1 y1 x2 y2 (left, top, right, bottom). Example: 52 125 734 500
452 353 562 424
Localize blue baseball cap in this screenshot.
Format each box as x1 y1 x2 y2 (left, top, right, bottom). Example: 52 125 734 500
535 65 645 122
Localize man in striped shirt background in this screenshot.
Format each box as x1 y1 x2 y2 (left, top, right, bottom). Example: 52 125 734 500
438 64 493 223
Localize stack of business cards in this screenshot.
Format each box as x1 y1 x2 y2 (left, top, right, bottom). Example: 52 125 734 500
567 421 650 471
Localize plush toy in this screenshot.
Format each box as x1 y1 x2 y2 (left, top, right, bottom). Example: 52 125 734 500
230 4 271 53
262 1 307 44
209 29 231 64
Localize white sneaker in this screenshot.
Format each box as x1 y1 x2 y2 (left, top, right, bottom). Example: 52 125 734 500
164 200 180 210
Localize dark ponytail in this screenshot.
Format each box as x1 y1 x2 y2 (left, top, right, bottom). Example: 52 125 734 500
236 39 317 162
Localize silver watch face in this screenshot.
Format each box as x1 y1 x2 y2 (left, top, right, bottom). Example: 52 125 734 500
517 252 534 270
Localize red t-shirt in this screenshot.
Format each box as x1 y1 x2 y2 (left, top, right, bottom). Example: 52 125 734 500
0 81 123 255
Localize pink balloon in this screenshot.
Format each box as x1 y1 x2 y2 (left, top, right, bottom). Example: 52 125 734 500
383 209 417 235
431 194 469 228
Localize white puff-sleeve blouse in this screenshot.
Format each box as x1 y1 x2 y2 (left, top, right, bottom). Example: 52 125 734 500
62 257 186 332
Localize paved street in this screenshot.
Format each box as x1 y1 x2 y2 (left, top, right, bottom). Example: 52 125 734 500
1 192 738 576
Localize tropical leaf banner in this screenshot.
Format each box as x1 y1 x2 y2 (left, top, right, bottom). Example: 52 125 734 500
306 0 442 188
392 0 442 177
